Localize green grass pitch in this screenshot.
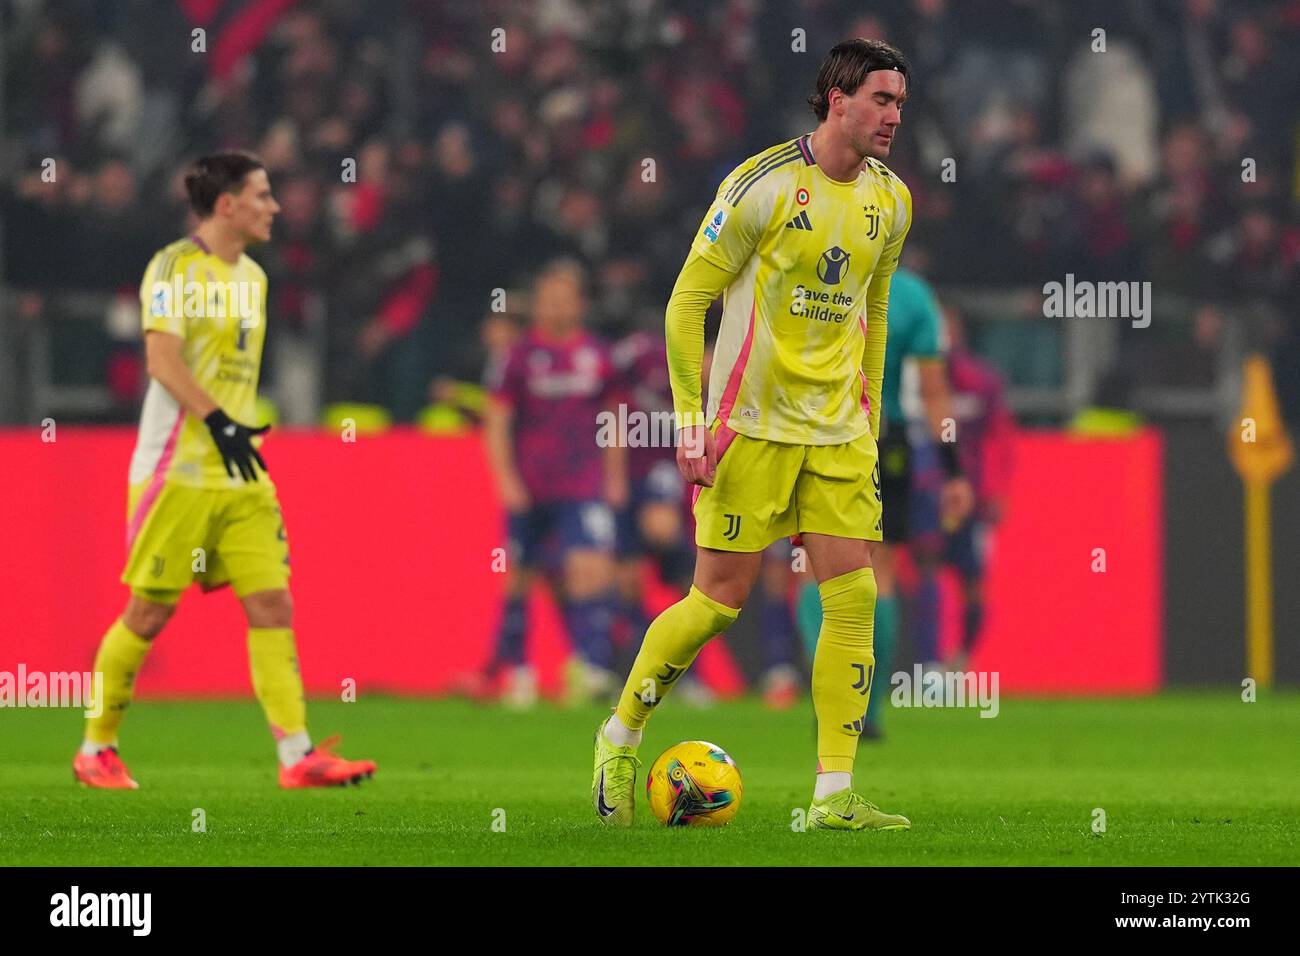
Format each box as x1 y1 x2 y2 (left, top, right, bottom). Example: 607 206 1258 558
2 693 1297 866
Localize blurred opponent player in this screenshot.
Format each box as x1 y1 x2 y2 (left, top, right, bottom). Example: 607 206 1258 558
610 330 684 649
910 311 1015 671
593 39 916 830
483 260 627 706
609 329 711 704
754 538 805 709
74 152 376 789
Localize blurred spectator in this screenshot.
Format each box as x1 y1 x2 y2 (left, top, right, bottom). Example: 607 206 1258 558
260 173 329 424
1063 37 1160 189
1 0 1295 425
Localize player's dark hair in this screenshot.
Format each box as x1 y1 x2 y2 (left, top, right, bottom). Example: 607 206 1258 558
183 151 265 217
808 39 910 121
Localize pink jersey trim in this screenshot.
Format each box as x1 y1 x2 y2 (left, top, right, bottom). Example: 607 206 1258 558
126 410 185 551
857 315 871 416
716 301 757 432
691 303 756 510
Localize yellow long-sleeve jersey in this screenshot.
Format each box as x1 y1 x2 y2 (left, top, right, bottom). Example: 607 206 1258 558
666 133 911 444
130 235 270 488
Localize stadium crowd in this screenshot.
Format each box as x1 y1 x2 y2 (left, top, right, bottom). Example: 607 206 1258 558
3 0 1298 424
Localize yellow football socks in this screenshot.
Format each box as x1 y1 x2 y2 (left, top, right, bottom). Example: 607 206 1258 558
615 585 739 730
84 619 152 746
812 567 877 774
247 627 307 737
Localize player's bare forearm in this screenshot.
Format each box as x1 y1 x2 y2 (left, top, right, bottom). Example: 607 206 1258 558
602 440 628 506
482 399 516 479
917 359 956 442
602 437 627 484
482 397 528 504
144 331 219 420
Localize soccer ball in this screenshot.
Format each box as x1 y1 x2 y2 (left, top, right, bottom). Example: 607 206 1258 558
645 740 743 827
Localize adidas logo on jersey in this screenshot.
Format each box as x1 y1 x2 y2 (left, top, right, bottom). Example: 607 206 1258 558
785 210 812 230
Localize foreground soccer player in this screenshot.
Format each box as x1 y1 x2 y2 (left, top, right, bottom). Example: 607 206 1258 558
73 152 375 790
593 39 914 830
481 260 627 706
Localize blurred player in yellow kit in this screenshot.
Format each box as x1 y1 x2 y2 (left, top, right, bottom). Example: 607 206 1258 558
73 152 376 789
593 40 915 830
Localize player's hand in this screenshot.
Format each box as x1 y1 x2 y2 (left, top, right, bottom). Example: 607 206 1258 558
939 475 975 532
204 409 270 482
500 474 531 513
676 424 716 487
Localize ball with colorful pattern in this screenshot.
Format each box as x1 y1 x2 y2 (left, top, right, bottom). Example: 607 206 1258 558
645 740 743 827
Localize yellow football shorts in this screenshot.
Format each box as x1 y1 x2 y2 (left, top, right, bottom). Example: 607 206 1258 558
693 427 883 552
122 481 291 604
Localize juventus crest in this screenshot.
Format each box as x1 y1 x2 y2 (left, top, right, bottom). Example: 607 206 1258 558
863 204 881 240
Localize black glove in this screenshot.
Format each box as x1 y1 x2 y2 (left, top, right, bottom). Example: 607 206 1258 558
204 409 270 482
